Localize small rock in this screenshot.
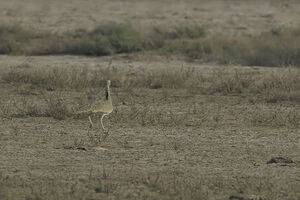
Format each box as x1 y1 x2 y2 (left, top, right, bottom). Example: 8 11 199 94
267 156 294 164
76 147 87 151
229 195 245 200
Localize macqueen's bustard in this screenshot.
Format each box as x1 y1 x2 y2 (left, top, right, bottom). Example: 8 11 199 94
77 80 113 130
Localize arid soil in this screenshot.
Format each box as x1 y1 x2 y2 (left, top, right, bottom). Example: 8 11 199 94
0 55 299 200
0 1 300 200
1 0 300 35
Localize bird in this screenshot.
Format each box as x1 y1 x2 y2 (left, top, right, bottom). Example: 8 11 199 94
77 80 113 130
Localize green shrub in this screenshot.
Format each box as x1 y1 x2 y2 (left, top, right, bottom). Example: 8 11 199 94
0 25 36 54
1 23 300 67
173 25 205 39
66 36 113 56
63 23 143 55
90 23 143 53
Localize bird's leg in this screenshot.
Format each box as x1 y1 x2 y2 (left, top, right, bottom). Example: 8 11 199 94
100 114 107 130
88 115 94 128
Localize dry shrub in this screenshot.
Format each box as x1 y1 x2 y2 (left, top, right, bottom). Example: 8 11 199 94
1 65 203 92
250 107 300 127
2 65 300 103
1 64 300 125
207 68 255 94
255 68 300 102
200 67 300 103
45 95 73 120
0 94 73 120
1 67 103 91
126 66 201 90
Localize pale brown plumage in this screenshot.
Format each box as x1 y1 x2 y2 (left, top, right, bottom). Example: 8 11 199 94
77 80 113 130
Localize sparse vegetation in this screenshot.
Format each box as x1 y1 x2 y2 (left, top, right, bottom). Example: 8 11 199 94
1 65 299 128
1 1 300 200
0 23 144 56
160 27 300 67
1 23 300 67
46 95 72 120
1 57 299 200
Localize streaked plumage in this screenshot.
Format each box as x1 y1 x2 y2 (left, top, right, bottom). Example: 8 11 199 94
77 80 113 130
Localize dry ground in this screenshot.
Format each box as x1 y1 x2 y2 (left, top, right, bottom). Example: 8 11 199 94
1 0 300 35
0 0 300 200
0 55 299 200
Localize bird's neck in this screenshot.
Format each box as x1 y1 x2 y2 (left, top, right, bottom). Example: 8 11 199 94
105 86 111 101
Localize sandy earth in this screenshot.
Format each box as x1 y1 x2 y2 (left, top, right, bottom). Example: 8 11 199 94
1 0 300 35
0 0 300 200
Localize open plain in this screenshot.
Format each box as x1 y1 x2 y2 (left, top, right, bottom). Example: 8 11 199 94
0 0 300 200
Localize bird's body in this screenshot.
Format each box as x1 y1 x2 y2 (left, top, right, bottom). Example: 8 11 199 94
95 103 112 113
77 80 113 130
83 99 113 114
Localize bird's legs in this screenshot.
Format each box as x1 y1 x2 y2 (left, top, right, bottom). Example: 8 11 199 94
88 115 94 128
100 114 108 130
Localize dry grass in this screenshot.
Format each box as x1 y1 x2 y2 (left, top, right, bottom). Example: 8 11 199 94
1 64 300 128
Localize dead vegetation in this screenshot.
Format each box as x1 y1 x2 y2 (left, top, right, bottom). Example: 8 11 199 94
1 64 300 128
